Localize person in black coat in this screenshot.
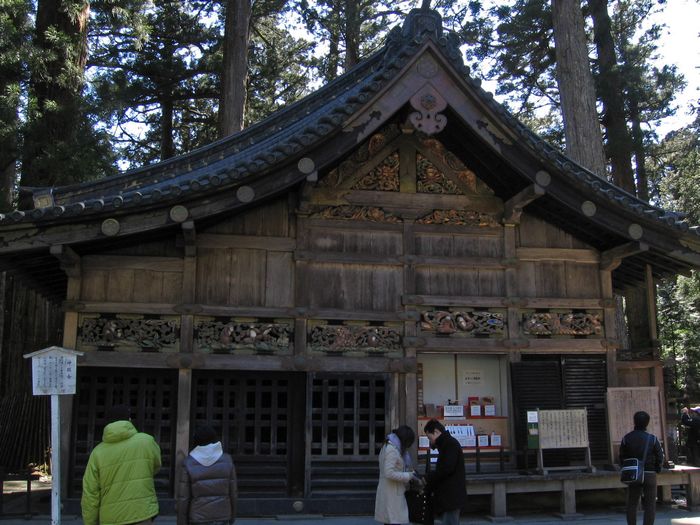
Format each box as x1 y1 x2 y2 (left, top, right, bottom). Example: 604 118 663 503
423 419 466 525
619 411 664 525
680 406 700 466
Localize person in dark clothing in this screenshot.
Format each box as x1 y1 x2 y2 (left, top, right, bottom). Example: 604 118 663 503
177 425 237 525
619 411 664 525
680 406 700 466
423 419 466 525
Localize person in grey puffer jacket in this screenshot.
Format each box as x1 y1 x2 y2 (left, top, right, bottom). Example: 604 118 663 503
177 426 237 525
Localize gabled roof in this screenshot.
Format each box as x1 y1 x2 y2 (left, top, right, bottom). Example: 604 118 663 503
1 8 699 297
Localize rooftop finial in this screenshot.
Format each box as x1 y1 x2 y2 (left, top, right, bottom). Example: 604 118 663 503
421 0 431 9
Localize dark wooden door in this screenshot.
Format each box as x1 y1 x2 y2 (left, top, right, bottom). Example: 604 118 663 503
191 371 305 497
69 367 178 497
307 373 389 496
511 355 608 468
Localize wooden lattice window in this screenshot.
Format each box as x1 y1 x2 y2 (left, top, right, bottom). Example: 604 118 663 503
69 368 177 496
192 373 297 455
310 374 388 457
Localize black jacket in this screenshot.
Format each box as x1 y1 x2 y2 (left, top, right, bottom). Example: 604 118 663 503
619 429 664 472
681 413 700 445
425 431 466 514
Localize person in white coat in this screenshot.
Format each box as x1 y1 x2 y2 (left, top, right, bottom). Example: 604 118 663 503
374 425 420 525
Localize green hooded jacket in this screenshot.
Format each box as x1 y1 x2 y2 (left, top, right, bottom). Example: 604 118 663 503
81 420 161 525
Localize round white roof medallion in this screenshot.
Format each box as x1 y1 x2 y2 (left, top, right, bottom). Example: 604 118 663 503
236 185 255 203
581 201 597 217
101 218 120 237
169 205 189 223
628 223 643 240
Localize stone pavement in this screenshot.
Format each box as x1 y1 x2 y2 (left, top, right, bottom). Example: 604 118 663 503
2 479 700 524
1 508 700 525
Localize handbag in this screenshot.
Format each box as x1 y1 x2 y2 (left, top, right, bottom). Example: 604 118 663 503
405 487 434 525
405 450 434 525
620 433 653 485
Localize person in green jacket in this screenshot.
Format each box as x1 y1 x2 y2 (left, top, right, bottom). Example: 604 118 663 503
82 405 162 525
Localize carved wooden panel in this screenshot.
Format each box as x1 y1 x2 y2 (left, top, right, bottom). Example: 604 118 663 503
419 309 505 337
194 317 293 354
521 311 603 337
309 205 402 223
307 321 403 356
77 314 180 352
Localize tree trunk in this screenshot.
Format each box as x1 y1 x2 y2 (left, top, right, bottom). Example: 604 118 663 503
161 96 175 161
219 0 252 137
551 0 607 178
344 0 359 70
21 0 89 188
629 95 649 201
588 0 636 194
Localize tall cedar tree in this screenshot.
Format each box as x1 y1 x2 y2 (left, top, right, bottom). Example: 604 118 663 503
219 0 252 136
551 0 606 177
20 0 115 191
89 0 220 165
0 0 32 210
588 0 636 194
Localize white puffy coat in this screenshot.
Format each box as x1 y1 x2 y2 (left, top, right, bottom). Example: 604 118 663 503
374 442 413 524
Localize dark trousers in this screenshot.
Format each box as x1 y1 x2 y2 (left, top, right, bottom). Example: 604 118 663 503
626 472 657 525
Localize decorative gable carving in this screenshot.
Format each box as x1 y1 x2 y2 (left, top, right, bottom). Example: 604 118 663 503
350 151 400 191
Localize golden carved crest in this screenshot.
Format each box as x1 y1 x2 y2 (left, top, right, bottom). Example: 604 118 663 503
311 205 402 223
416 209 500 227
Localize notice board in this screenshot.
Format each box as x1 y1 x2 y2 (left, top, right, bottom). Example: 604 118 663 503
606 387 662 445
538 408 589 449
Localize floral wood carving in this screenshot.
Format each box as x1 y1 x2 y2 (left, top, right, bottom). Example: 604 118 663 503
350 151 400 191
308 324 402 354
78 315 180 352
522 312 603 336
409 85 447 135
420 139 485 194
319 125 401 188
195 319 292 354
416 209 500 227
420 310 505 336
310 205 402 223
417 153 463 194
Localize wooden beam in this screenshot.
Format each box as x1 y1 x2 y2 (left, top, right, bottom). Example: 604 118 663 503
516 247 599 263
82 255 184 272
196 233 296 251
49 244 81 278
599 242 649 271
503 184 545 224
182 220 196 258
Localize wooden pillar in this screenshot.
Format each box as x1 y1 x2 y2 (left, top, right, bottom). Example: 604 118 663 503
600 268 618 388
61 273 81 499
174 368 192 507
175 222 197 500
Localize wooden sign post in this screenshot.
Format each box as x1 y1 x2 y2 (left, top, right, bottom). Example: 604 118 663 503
24 347 83 525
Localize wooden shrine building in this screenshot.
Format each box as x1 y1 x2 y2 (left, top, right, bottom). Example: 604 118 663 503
1 7 700 517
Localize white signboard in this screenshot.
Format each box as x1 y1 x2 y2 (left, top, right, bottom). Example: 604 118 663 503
31 353 78 395
463 369 483 385
443 404 464 417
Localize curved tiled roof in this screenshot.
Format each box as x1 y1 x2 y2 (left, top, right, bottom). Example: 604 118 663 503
3 8 698 240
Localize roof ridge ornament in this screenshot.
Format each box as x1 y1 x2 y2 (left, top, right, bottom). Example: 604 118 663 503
401 7 443 43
